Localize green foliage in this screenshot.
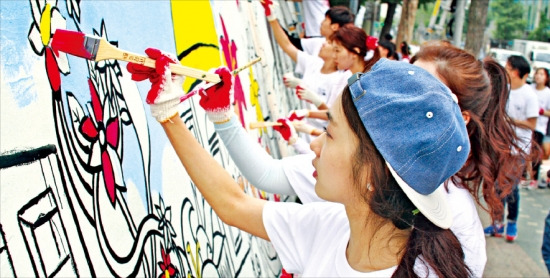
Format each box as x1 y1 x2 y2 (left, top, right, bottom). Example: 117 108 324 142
416 1 435 27
331 0 351 7
528 15 550 42
490 0 527 41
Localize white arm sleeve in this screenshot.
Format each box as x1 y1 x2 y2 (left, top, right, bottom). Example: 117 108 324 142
214 116 297 196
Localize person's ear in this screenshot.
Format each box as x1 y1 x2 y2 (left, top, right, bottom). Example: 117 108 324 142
353 47 361 55
462 111 471 124
330 23 338 32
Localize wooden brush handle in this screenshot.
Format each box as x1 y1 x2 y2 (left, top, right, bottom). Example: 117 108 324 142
249 121 293 129
249 121 283 129
96 38 221 83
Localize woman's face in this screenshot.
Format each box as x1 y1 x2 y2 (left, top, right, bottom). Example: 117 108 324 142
310 93 358 203
318 41 335 61
332 41 356 71
535 69 548 86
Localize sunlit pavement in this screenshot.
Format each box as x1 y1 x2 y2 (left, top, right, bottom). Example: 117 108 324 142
480 160 550 277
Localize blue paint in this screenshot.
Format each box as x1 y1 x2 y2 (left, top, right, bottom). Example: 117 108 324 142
1 0 39 107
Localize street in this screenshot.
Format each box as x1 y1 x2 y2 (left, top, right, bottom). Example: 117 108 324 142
481 162 550 277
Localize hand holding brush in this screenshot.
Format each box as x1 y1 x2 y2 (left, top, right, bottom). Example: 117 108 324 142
51 29 220 83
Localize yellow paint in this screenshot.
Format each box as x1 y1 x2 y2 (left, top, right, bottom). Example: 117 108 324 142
248 67 265 134
40 4 52 46
171 0 221 91
165 269 170 278
186 242 201 278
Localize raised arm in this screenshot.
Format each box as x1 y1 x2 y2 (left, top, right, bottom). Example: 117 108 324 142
161 116 268 239
214 116 298 196
261 0 299 62
126 48 269 240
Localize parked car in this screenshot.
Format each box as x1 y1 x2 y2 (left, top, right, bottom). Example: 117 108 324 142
488 48 523 67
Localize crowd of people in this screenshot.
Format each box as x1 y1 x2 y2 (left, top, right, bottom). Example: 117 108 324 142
125 0 550 276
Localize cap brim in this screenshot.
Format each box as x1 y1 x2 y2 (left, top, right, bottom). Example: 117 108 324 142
386 162 452 229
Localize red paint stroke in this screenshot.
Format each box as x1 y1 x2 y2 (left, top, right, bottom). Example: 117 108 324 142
219 15 247 127
45 47 61 92
79 78 121 206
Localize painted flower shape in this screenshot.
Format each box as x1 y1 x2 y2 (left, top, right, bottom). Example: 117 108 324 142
28 0 69 92
158 245 177 278
155 196 177 248
80 78 124 205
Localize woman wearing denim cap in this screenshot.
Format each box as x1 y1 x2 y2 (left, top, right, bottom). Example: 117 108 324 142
199 40 529 276
127 50 471 276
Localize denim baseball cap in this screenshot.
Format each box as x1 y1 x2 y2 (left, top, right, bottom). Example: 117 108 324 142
348 59 470 229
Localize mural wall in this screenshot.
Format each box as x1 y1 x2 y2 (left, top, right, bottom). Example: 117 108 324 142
0 1 304 277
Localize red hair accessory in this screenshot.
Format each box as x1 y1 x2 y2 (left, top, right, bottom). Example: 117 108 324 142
366 36 378 51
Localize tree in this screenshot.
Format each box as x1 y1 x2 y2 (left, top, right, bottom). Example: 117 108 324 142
396 0 419 49
464 0 489 57
528 15 550 42
379 0 400 40
489 0 526 43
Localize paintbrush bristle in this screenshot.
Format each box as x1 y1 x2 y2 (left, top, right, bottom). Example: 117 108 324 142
51 29 99 60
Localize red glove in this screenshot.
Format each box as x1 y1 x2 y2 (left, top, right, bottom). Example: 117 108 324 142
540 108 545 115
198 67 234 123
273 118 297 145
127 48 184 123
288 109 309 121
260 0 276 21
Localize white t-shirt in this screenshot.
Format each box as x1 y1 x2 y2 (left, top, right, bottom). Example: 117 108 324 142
295 51 349 108
294 51 349 130
300 37 326 57
215 117 486 276
263 185 484 277
299 0 329 38
445 180 486 276
281 158 486 277
506 84 539 153
531 84 550 134
263 201 398 277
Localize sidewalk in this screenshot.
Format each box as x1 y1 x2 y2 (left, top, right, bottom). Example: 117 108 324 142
480 160 550 277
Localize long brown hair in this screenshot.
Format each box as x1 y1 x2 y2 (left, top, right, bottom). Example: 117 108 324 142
341 87 471 278
410 41 538 222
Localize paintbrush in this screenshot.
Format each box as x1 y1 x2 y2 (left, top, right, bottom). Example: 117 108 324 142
180 57 262 103
249 121 302 130
51 29 221 83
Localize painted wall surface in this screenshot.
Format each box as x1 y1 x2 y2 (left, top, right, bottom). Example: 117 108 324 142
0 1 302 277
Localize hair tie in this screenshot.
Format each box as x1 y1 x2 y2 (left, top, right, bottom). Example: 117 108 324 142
366 36 378 51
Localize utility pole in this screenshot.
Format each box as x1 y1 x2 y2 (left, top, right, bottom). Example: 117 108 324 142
349 0 359 14
452 0 466 47
534 0 542 30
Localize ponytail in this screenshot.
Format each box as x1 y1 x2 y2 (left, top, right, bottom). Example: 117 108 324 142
410 41 541 224
393 214 471 278
472 58 540 221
